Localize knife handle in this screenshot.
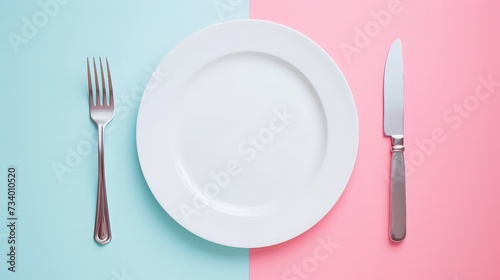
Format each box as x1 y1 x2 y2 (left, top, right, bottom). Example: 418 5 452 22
390 136 406 242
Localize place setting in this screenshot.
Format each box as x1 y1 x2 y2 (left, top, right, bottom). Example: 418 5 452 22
86 19 405 248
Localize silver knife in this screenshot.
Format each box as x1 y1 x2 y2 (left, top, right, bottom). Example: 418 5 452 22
384 39 406 242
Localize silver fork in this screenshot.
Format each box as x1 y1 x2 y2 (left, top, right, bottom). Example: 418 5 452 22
87 57 114 245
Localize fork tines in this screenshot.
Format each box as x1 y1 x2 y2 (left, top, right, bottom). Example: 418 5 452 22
86 57 114 108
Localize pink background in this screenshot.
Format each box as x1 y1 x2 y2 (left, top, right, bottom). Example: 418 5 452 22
250 0 500 279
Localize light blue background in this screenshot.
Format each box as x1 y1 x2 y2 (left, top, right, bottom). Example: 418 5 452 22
0 0 249 279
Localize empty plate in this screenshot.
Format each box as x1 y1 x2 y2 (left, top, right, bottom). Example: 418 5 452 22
136 19 358 248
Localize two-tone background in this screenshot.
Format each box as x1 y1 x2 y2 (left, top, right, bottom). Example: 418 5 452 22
1 0 499 279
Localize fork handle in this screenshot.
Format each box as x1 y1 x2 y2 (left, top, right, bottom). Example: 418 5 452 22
390 136 406 242
94 124 111 245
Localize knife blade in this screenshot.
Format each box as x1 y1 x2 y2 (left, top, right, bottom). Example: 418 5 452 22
383 39 406 242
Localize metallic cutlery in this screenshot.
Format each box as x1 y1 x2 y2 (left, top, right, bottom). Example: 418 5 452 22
87 57 114 245
383 39 406 242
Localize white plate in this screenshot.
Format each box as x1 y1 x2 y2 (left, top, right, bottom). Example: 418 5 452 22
136 20 358 248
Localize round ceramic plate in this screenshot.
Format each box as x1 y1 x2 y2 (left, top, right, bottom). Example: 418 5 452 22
136 19 358 248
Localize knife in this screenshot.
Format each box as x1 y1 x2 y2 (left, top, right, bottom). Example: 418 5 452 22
384 39 406 242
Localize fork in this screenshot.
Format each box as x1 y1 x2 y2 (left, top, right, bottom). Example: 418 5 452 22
87 57 114 245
